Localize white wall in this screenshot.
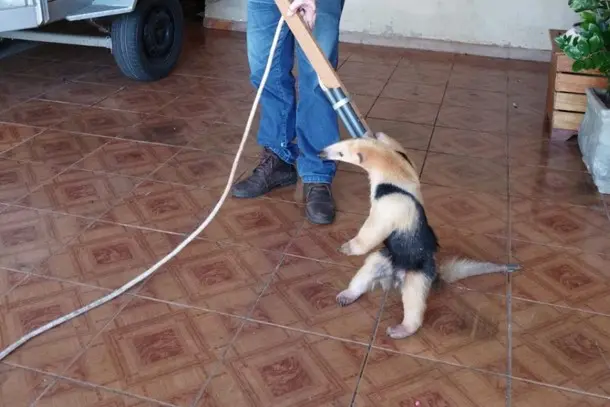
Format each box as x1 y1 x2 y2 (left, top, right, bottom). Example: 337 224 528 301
206 0 577 51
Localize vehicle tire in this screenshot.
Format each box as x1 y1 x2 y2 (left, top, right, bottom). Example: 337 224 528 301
111 0 184 81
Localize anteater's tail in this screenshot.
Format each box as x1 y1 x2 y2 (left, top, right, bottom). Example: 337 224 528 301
439 257 520 283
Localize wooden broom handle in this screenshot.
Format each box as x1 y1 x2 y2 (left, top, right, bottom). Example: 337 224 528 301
274 0 371 134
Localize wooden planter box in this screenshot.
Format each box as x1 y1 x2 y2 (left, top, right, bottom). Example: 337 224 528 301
546 29 608 137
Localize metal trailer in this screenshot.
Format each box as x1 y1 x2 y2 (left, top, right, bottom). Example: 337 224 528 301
0 0 185 81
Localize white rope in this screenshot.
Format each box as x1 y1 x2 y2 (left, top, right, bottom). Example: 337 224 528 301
0 17 286 362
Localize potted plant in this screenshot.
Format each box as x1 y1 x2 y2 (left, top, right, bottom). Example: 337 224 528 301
555 0 610 193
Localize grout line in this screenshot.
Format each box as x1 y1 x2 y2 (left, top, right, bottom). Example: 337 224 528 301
504 72 513 407
349 288 390 406
1 361 178 407
188 219 308 407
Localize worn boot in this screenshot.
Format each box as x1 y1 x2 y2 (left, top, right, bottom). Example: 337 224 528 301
304 183 336 225
232 148 298 198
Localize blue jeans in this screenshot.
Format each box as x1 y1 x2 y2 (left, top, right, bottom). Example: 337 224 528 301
247 0 344 184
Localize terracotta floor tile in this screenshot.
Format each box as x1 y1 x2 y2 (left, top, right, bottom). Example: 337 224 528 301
352 94 377 116
137 241 282 316
511 380 610 407
453 54 510 70
372 288 508 373
509 137 587 172
0 74 62 101
380 79 446 105
38 82 121 106
421 152 508 196
3 130 108 165
341 75 387 96
36 378 166 407
429 127 506 159
198 197 304 252
74 65 142 87
188 77 253 100
0 55 36 75
120 114 208 147
96 89 178 113
15 169 139 218
55 107 147 138
0 206 95 271
511 300 610 397
0 158 76 204
391 60 452 85
200 322 364 407
35 223 176 289
508 70 548 96
339 60 396 81
157 95 254 126
151 149 256 189
365 118 434 149
251 254 383 342
357 348 506 407
423 183 508 234
0 275 131 373
510 197 610 254
436 104 507 133
0 100 82 128
105 180 219 234
347 46 403 65
0 365 48 406
443 87 508 111
194 121 262 157
508 92 546 115
60 299 226 406
23 61 99 81
448 67 508 93
510 240 610 313
288 210 368 267
369 98 440 125
510 165 602 208
76 140 178 178
0 124 43 154
508 109 546 138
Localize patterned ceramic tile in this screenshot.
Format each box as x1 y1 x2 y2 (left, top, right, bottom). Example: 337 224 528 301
361 118 434 150
509 137 586 172
391 60 452 85
0 100 82 128
199 322 365 407
449 66 508 93
60 298 226 406
443 87 508 111
339 61 396 81
510 165 602 208
38 82 121 106
510 197 610 254
511 380 609 407
511 300 610 397
341 75 387 97
380 79 446 105
152 149 256 189
96 89 178 113
251 254 383 342
35 224 176 289
76 140 178 178
0 124 43 154
55 107 146 138
436 104 507 133
421 152 508 195
3 130 108 165
357 348 507 407
0 365 49 406
369 98 440 125
16 169 139 218
0 274 131 372
430 127 506 159
137 241 282 316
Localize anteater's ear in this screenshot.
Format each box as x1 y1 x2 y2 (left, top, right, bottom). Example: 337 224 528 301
356 152 364 164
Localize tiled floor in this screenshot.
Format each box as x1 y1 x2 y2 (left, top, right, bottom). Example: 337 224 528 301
0 23 609 407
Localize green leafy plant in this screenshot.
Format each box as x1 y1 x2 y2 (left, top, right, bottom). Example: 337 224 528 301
555 0 610 93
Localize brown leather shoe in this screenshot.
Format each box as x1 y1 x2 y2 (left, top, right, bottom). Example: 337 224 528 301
304 183 336 225
232 148 298 198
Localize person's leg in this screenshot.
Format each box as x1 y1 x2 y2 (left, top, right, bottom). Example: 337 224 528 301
233 0 300 198
295 0 344 223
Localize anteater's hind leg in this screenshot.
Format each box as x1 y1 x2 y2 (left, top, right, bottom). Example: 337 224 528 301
387 258 435 339
336 250 392 307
